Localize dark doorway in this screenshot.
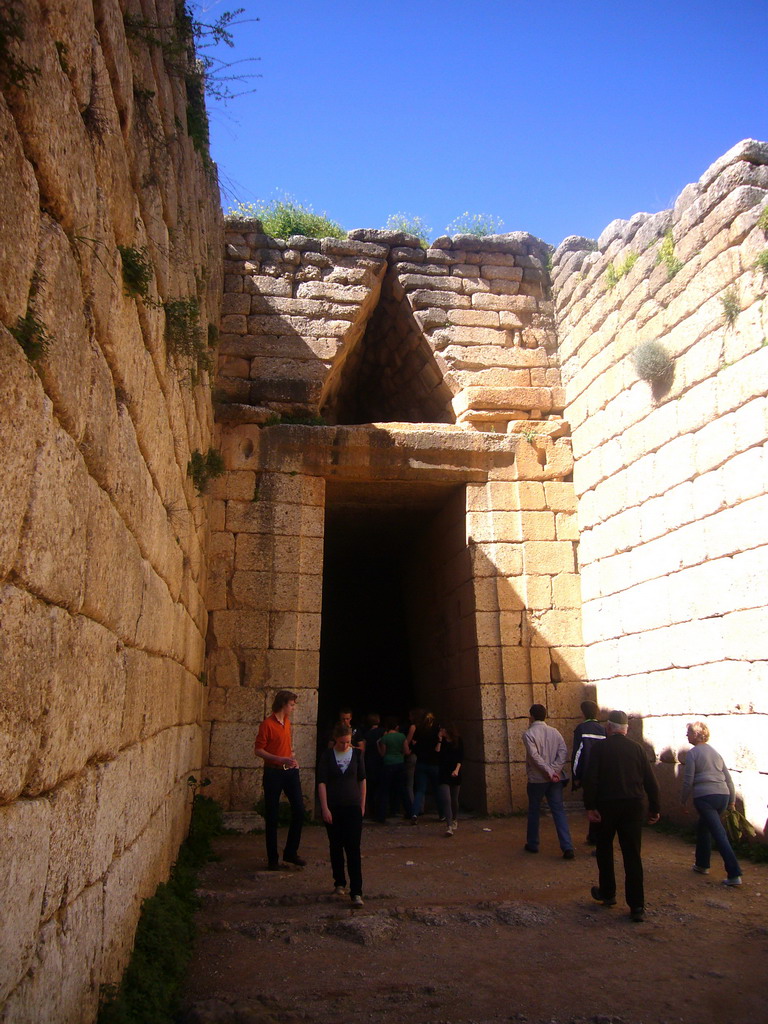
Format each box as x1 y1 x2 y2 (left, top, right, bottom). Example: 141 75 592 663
317 479 463 742
320 266 455 426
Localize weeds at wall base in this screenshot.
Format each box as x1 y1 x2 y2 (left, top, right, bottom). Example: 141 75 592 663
97 795 224 1024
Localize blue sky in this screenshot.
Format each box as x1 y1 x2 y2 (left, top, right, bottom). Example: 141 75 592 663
203 0 768 247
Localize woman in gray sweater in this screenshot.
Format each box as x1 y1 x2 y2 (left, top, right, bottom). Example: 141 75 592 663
680 721 742 886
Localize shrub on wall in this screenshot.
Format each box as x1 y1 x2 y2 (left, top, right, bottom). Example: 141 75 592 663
656 230 683 279
383 212 432 247
187 448 225 493
226 195 345 239
445 212 505 237
632 339 674 393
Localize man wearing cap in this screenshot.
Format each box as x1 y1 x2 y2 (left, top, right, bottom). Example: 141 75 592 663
583 710 660 922
522 704 575 859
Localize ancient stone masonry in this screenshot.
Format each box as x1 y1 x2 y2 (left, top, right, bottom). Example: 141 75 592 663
553 139 768 819
206 228 582 817
217 225 564 431
2 17 768 1012
1 1 221 1020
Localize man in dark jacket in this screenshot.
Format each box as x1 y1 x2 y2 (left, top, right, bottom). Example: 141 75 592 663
572 700 606 845
583 710 660 922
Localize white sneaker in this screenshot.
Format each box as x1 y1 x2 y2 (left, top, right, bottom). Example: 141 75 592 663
444 827 454 837
333 885 347 895
692 865 709 875
351 894 364 907
451 820 458 831
722 876 742 887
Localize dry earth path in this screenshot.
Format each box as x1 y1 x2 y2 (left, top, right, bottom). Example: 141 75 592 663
180 814 768 1024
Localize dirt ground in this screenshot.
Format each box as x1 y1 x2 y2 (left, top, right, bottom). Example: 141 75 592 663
180 812 768 1024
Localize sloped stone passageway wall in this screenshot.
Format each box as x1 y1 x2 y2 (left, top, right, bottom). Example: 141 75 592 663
1 1 221 1019
554 140 768 825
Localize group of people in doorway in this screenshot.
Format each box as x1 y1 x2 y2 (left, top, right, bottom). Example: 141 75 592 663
253 691 743 919
362 708 463 835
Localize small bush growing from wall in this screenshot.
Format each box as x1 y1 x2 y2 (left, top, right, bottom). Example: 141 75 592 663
605 250 638 290
226 195 345 239
187 448 225 493
164 297 213 382
656 230 683 279
632 340 674 390
758 205 768 232
445 212 505 237
118 245 153 300
383 212 432 247
721 287 740 327
755 250 768 276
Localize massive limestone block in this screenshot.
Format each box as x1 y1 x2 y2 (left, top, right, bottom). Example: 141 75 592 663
2 881 104 1024
0 586 52 802
13 421 89 612
0 331 49 581
0 797 51 1004
3 0 98 238
23 609 126 797
0 97 40 326
33 214 93 444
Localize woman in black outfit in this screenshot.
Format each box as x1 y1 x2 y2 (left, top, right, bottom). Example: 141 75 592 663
317 723 367 907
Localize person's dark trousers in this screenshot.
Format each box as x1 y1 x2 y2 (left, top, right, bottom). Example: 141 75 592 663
693 793 742 878
595 797 644 909
378 763 412 820
262 767 304 865
325 805 363 896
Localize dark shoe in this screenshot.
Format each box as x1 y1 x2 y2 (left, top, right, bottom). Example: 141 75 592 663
630 906 645 922
563 849 575 860
590 886 617 907
283 854 307 867
524 844 538 853
267 862 280 872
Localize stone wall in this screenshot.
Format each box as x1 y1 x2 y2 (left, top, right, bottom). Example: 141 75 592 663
553 139 768 824
217 226 561 432
1 0 221 1019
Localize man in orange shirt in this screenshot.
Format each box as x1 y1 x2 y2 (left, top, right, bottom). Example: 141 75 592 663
254 690 306 870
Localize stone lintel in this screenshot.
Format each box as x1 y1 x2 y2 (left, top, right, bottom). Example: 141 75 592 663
255 422 517 481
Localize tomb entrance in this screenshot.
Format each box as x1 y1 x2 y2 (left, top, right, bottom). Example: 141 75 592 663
206 227 583 817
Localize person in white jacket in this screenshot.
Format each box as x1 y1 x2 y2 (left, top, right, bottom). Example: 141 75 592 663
522 704 575 859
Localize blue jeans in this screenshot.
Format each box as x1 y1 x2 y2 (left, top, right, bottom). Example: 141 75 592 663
693 793 742 878
526 780 573 852
413 763 440 816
